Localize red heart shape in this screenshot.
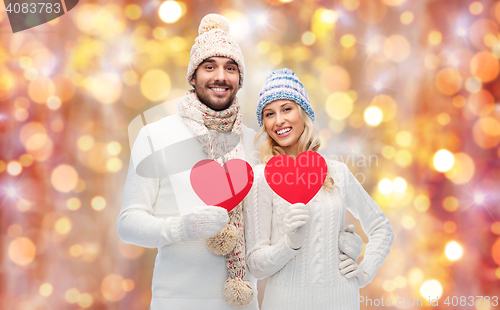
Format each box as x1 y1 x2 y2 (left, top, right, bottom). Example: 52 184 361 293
264 151 327 204
190 159 254 212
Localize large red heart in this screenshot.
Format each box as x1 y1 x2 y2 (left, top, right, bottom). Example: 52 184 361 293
190 159 254 212
264 151 327 204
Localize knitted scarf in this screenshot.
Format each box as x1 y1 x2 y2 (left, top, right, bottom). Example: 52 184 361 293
179 89 254 306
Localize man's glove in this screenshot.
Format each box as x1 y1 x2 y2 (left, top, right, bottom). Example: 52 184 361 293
284 203 310 250
177 206 229 241
338 224 363 261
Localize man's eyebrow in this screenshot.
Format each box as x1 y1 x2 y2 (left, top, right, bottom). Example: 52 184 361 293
200 58 216 64
199 58 237 65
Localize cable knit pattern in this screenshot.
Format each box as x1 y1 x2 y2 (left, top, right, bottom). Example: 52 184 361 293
244 159 394 310
328 162 345 285
310 194 323 284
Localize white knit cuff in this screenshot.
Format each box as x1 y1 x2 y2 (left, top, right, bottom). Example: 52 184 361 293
248 236 302 279
358 259 377 284
360 271 370 288
279 236 303 258
285 235 304 251
159 217 183 247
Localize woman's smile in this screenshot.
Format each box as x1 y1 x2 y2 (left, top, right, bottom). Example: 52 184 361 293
275 127 292 137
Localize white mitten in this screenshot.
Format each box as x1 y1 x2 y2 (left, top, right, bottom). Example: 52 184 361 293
283 203 310 250
339 253 370 287
178 206 229 241
338 224 363 261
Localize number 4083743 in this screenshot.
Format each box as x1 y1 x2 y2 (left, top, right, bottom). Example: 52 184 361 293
6 2 61 14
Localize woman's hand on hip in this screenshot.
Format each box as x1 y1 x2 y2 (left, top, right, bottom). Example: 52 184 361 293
338 253 370 287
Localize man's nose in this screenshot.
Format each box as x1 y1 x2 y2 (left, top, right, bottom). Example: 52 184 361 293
214 67 226 82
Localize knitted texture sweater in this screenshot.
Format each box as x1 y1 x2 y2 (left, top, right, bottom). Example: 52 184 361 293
243 160 394 310
117 114 260 310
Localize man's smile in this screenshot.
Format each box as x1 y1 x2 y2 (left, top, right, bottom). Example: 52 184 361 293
209 86 230 95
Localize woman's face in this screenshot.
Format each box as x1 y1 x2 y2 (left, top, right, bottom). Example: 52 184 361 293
262 99 305 156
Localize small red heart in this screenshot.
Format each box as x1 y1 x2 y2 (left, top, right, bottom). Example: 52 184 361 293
190 159 254 212
264 151 327 204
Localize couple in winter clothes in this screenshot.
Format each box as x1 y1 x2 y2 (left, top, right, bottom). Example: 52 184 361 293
117 14 394 310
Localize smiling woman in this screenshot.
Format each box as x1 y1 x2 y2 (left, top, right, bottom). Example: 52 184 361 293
246 68 394 310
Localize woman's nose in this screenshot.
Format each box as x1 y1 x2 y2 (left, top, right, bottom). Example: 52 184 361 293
275 113 285 126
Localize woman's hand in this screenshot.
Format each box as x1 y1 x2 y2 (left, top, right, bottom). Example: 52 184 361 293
338 253 370 287
284 203 310 250
338 224 363 261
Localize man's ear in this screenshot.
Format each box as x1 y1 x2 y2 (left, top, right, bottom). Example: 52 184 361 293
189 68 197 87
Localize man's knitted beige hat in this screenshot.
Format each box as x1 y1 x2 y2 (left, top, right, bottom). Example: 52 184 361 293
187 14 245 88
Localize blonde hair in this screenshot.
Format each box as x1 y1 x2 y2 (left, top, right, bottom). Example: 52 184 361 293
255 104 335 190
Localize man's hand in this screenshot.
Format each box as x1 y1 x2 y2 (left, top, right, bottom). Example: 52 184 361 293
339 253 370 287
338 224 363 261
178 206 229 241
284 203 310 250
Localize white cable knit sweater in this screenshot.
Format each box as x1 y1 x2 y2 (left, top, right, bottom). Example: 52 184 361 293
243 159 394 310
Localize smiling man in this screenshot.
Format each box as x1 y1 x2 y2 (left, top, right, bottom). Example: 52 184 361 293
117 14 260 310
190 57 240 111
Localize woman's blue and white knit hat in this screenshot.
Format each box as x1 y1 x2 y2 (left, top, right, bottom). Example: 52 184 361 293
256 68 315 127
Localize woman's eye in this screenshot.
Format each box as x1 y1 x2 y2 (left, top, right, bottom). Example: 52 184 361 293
265 112 273 117
284 107 291 112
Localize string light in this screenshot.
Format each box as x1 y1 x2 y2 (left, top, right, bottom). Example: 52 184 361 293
373 81 384 91
456 26 467 37
474 193 485 204
5 186 17 198
255 14 268 26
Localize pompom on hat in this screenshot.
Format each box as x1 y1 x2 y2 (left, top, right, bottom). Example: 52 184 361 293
187 14 245 88
256 68 315 126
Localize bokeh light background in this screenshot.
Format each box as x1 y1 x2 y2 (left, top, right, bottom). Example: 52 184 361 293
1 0 500 309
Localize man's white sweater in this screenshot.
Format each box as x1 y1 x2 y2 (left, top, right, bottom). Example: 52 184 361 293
244 160 394 310
117 114 260 310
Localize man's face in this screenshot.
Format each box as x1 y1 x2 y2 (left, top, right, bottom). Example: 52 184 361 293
190 56 240 111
